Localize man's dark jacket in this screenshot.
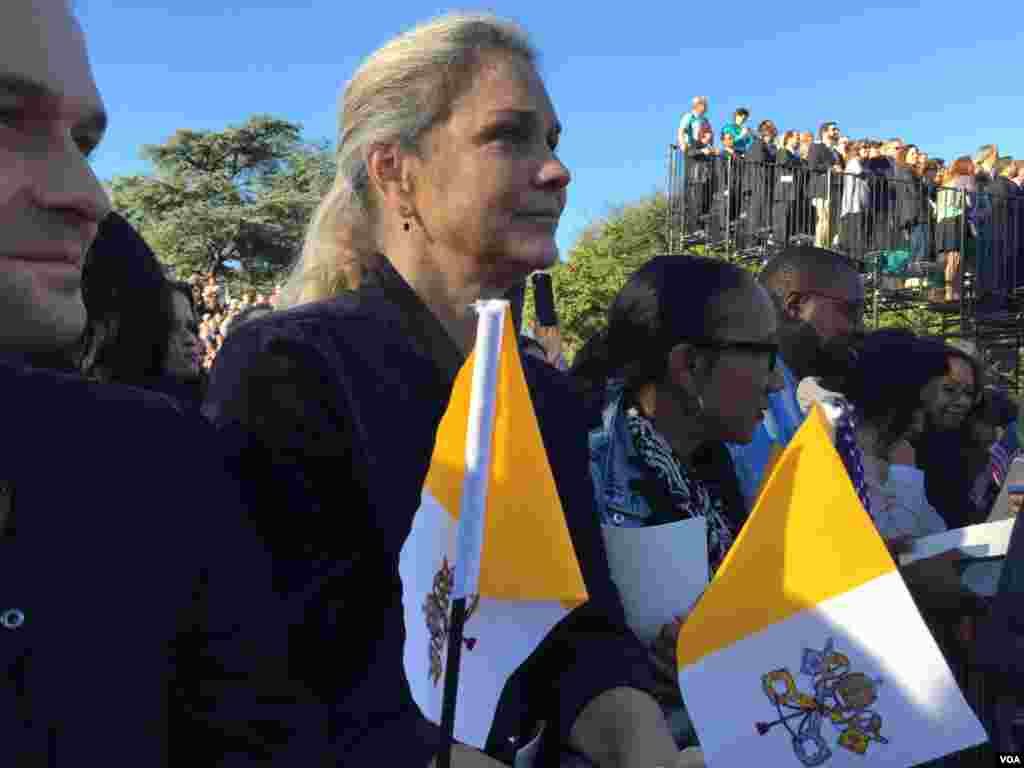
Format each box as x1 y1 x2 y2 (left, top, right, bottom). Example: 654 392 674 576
0 356 342 764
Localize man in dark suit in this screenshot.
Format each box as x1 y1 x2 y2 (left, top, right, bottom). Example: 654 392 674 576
806 122 844 248
0 1 340 762
743 120 779 243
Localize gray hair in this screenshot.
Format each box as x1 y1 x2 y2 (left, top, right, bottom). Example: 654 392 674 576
278 13 536 308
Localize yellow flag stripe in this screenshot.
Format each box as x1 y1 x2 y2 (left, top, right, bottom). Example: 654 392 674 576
677 406 895 668
424 307 588 603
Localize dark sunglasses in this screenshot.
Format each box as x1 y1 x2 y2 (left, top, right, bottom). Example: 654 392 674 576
691 339 779 371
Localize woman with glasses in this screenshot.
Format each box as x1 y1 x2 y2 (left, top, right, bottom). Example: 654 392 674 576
570 255 783 751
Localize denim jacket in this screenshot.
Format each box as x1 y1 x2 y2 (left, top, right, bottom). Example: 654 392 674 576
589 380 663 527
586 379 699 749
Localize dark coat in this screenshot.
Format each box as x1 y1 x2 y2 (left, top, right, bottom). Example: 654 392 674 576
202 261 655 767
773 148 803 203
685 143 716 185
893 165 925 229
806 142 842 199
0 358 334 764
743 139 776 217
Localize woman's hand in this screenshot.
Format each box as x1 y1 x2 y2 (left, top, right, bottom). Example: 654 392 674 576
532 323 564 368
885 535 914 557
1009 492 1023 518
650 617 684 706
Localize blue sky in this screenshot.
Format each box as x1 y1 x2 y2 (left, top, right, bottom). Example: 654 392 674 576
79 0 1023 257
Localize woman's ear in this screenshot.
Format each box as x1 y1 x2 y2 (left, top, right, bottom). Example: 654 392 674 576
667 343 702 389
365 142 417 213
782 290 803 321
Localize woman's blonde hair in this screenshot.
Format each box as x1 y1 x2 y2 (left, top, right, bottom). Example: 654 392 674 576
974 144 998 169
277 13 536 309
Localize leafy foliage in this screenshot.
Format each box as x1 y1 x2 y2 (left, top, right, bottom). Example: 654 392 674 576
531 193 670 357
109 115 335 281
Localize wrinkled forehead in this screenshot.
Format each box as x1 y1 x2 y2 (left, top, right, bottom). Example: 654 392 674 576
1 1 103 118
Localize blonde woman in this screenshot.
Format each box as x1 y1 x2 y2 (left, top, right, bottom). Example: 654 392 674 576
204 14 698 768
935 157 977 301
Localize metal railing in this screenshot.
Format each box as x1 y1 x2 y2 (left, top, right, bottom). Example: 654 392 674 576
666 144 1024 390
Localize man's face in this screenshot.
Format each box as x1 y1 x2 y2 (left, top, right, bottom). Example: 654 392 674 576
1 0 110 355
795 268 865 349
693 100 706 116
826 125 840 143
722 133 734 150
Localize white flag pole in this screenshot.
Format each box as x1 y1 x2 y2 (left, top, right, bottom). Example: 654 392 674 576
439 299 508 768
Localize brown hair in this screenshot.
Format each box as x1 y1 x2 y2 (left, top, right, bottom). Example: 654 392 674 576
944 156 974 184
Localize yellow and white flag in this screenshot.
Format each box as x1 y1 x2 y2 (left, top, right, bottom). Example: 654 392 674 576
400 300 587 752
677 406 988 767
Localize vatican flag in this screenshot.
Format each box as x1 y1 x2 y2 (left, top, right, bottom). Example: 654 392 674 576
677 406 988 767
400 300 587 754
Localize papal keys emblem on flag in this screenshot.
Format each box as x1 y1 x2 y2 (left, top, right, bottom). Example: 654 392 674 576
424 557 481 685
757 637 888 766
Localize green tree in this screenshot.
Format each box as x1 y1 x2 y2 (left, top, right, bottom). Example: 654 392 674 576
527 193 670 358
109 115 335 280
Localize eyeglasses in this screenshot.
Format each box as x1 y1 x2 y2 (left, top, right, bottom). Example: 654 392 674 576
691 339 779 371
800 292 865 322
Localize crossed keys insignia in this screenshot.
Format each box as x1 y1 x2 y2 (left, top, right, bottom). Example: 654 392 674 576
423 556 481 686
756 638 888 766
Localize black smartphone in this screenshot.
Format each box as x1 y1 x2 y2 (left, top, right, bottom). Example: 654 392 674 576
532 272 557 327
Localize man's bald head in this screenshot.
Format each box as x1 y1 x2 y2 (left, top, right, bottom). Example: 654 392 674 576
757 247 864 376
759 246 860 304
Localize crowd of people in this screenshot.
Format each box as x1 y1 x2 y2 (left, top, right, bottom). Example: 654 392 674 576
3 3 1023 767
185 273 278 370
675 97 1024 307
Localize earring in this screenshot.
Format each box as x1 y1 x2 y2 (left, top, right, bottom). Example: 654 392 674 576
697 394 705 413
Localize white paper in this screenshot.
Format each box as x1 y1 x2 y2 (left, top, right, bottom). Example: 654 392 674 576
601 518 708 645
898 518 1016 566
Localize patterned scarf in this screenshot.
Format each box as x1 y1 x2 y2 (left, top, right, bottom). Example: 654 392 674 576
625 406 736 573
832 402 873 518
